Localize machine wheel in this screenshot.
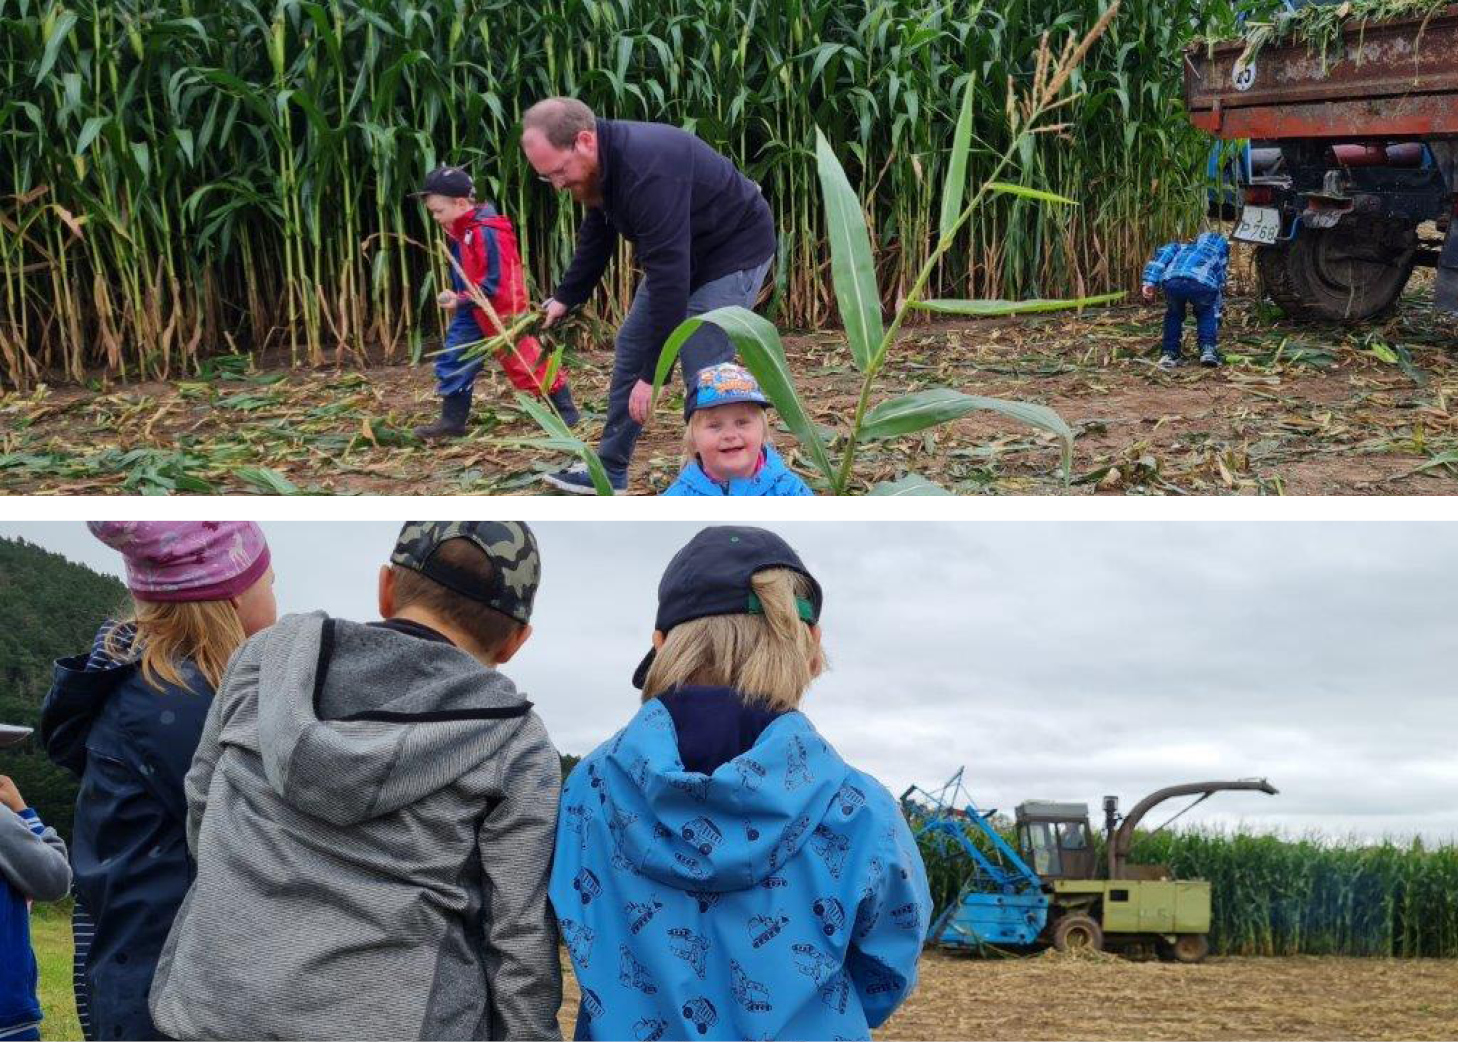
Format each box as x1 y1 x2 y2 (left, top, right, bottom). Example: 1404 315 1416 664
1161 933 1211 964
1051 914 1104 953
1256 217 1417 322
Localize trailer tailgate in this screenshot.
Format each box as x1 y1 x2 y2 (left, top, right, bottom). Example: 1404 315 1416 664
1185 5 1458 139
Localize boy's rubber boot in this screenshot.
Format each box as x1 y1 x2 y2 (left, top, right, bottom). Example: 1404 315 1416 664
413 389 472 440
548 384 581 427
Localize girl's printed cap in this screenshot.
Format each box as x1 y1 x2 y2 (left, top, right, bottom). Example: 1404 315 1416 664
632 526 822 689
685 362 770 417
88 521 271 603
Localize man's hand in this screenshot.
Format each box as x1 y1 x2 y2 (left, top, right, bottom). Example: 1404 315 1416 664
628 379 654 424
1141 284 1157 302
0 775 26 814
437 290 459 311
541 298 569 328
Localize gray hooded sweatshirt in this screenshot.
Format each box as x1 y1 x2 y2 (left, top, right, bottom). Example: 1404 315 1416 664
149 612 563 1041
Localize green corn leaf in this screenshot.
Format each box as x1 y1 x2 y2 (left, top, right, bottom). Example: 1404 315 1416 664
814 126 883 373
869 473 954 495
937 73 977 245
540 344 565 399
513 392 614 495
75 116 108 157
913 292 1126 317
986 181 1080 206
859 387 1073 479
34 10 78 86
235 466 299 495
657 306 834 484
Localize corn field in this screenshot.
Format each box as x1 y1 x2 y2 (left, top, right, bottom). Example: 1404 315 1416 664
0 0 1233 389
914 823 1458 958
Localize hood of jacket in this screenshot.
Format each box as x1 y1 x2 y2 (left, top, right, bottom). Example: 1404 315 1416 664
40 656 131 775
592 695 849 892
41 626 206 777
1194 231 1229 258
241 612 535 827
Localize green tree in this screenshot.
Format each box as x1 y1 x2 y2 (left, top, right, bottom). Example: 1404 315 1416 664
0 536 128 842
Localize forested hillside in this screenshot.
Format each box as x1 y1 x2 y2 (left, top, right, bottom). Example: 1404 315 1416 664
0 537 127 840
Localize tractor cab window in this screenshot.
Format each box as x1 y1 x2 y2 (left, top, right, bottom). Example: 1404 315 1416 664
1059 822 1090 849
1021 821 1062 877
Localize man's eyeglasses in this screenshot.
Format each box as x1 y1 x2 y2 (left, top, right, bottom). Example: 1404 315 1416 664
536 147 576 186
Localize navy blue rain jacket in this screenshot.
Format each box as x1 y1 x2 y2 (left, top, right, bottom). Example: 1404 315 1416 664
38 643 215 1041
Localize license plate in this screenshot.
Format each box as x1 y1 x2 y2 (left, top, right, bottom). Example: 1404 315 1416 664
1234 205 1281 245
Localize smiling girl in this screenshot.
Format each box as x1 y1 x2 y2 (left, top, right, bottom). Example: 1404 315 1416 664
662 363 814 496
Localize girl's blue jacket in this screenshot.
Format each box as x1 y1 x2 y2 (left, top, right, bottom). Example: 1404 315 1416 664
662 444 814 496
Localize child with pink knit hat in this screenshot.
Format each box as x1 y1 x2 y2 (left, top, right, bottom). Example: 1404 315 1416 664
38 522 276 1041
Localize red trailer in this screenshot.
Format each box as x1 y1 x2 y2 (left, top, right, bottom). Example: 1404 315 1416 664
1184 4 1458 320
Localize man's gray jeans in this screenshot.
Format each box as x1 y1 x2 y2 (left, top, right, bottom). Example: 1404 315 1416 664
597 258 773 480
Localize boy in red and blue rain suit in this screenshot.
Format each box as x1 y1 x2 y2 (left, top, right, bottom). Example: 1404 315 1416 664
414 166 579 439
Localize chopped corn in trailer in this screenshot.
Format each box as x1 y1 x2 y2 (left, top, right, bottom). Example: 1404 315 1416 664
1186 1 1458 320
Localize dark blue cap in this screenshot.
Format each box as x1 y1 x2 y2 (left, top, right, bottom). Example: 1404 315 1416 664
632 526 822 689
414 166 474 199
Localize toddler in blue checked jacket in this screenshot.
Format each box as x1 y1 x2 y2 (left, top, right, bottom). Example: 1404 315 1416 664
1142 232 1230 369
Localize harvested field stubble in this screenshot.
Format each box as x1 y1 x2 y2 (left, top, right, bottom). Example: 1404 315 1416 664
3 294 1455 495
877 950 1458 1041
551 950 1458 1041
33 906 1458 1041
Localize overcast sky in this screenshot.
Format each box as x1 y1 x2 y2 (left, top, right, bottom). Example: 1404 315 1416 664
4 521 1454 844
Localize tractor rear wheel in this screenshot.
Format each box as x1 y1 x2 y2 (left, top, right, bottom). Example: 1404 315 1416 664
1051 913 1104 953
1165 933 1210 964
1256 217 1417 322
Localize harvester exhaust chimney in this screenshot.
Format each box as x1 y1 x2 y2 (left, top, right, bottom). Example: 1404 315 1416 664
1103 795 1119 848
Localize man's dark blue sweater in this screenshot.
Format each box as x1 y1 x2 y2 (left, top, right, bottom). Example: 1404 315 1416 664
551 119 776 382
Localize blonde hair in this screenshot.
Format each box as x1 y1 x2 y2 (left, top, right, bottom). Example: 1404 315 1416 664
642 569 823 711
683 406 773 466
107 598 247 693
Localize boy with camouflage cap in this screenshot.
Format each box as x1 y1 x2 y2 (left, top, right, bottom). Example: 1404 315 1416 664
150 522 563 1041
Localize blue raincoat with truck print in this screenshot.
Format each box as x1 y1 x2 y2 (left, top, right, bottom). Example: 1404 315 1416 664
550 693 931 1041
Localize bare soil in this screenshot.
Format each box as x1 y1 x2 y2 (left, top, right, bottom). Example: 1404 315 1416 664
554 949 1458 1040
3 291 1456 495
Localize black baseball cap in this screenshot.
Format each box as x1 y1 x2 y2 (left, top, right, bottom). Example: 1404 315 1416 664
391 521 541 624
631 526 823 689
414 166 474 199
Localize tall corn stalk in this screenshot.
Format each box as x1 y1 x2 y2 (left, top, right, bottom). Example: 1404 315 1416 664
914 821 1458 958
0 0 1229 389
632 4 1128 495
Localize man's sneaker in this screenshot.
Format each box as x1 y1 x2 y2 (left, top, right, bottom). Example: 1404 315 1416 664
1157 353 1182 370
1199 345 1222 367
543 464 626 495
